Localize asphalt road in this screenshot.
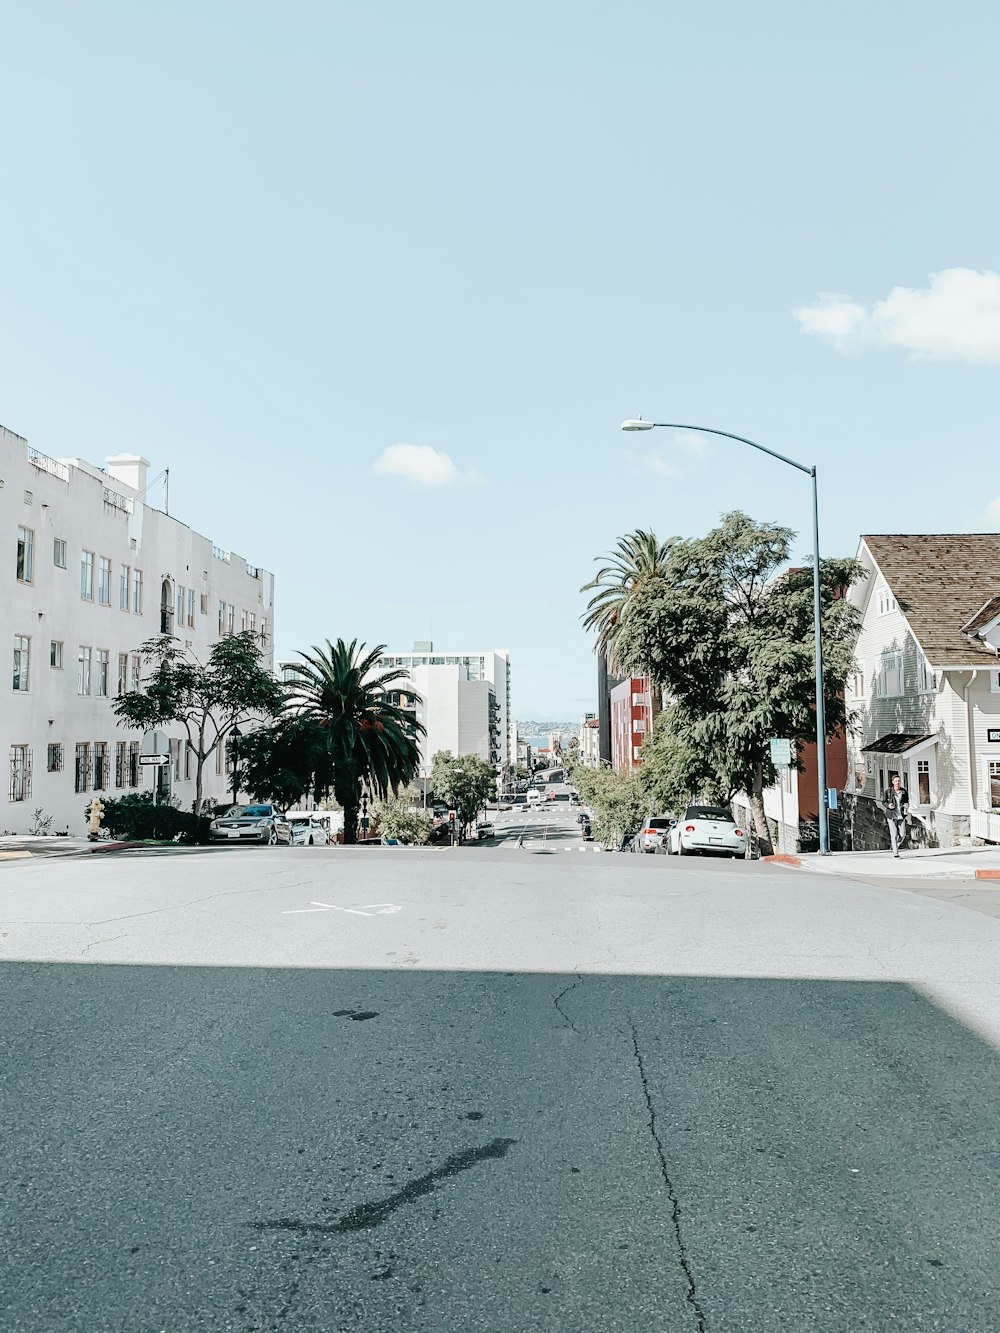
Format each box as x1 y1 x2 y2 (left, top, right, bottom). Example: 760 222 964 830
2 846 1000 1331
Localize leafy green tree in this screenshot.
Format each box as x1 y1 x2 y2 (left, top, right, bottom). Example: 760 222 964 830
615 511 862 853
580 530 677 675
372 794 435 845
573 765 647 847
431 751 496 837
288 639 424 844
111 631 286 814
238 714 335 811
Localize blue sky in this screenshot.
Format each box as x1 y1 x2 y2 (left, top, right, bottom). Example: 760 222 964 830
2 1 999 717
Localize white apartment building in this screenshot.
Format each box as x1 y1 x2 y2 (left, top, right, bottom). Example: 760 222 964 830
3 424 274 834
376 643 511 777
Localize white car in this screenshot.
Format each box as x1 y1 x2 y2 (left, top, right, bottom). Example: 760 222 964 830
640 816 675 853
287 814 330 846
668 805 746 858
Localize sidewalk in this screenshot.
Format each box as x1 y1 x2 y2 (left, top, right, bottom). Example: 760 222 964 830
0 835 134 859
766 844 1000 880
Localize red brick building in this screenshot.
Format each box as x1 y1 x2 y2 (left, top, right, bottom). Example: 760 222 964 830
610 676 658 771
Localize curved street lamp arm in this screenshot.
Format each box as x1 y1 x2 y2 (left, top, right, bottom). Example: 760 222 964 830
651 423 813 477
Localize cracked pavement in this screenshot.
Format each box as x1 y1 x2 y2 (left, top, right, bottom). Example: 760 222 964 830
3 848 1000 1329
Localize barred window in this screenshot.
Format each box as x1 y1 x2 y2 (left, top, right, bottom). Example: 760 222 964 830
9 745 31 801
115 740 127 788
47 743 64 773
75 743 91 793
93 743 109 791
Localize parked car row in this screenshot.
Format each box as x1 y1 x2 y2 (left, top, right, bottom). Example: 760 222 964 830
208 805 332 847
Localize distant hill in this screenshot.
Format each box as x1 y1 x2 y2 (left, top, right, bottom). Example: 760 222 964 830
517 721 579 739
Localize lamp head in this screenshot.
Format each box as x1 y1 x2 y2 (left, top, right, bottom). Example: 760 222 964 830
621 418 655 431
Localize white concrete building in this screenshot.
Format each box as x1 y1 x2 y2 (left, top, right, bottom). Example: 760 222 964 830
376 643 511 777
4 424 274 834
579 714 600 767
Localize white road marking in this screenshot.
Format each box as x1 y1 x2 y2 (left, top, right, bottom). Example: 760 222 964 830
282 901 403 917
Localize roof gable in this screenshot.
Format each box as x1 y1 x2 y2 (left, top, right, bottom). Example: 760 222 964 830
860 534 1000 667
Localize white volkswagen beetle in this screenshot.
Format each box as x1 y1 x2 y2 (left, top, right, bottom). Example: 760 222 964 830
668 805 746 858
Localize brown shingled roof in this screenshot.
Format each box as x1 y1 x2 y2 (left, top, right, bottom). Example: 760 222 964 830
863 534 1000 667
961 593 1000 636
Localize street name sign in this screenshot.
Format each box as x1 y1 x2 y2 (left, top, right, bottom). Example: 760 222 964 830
769 738 792 767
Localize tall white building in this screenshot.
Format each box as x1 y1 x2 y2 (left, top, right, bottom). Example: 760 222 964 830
3 424 274 834
376 643 511 776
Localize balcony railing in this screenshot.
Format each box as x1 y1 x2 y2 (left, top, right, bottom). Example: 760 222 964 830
28 448 70 482
971 808 1000 844
213 546 231 562
246 563 260 579
103 486 134 514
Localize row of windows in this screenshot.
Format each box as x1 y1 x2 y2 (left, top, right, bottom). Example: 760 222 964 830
378 655 489 679
8 740 142 801
16 528 146 611
849 652 939 700
12 637 142 696
16 532 265 644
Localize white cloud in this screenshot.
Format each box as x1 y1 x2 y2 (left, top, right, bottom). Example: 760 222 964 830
373 443 461 486
794 268 1000 364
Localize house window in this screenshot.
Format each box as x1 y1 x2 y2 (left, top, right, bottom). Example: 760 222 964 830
51 640 64 669
95 649 110 697
877 589 897 615
93 742 108 791
226 604 235 635
16 526 34 583
115 740 127 788
171 738 182 781
13 636 30 691
215 744 223 775
916 759 931 805
218 599 226 635
131 653 142 690
875 650 903 698
241 610 248 632
850 661 865 698
634 718 647 734
53 538 67 569
184 742 192 780
47 743 63 773
117 652 128 695
200 592 208 616
75 743 91 793
128 740 140 787
916 657 936 693
78 646 92 695
990 671 1000 695
247 612 255 634
187 589 195 627
132 569 143 614
9 745 31 802
81 550 95 600
98 556 112 605
120 564 130 609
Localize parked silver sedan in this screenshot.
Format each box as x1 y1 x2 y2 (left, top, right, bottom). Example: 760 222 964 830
209 804 293 846
288 814 330 846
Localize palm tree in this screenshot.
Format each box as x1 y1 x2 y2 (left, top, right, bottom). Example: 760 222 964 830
288 639 424 844
580 530 676 674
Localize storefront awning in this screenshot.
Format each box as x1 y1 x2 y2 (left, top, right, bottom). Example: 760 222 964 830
861 733 936 756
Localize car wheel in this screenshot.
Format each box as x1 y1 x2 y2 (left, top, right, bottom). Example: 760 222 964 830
267 827 278 846
678 841 687 856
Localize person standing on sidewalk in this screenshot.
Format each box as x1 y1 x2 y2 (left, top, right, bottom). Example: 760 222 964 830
883 774 910 857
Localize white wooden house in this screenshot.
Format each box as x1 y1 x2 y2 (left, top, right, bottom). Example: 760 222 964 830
843 534 1000 848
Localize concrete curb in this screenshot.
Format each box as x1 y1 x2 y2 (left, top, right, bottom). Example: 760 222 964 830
86 841 145 854
975 869 1000 880
763 853 802 867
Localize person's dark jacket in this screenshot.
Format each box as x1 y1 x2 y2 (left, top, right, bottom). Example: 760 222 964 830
884 787 910 817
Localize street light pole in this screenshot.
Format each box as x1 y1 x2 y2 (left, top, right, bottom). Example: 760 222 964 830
621 419 830 855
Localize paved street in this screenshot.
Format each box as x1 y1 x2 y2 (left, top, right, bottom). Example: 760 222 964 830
3 849 1000 1331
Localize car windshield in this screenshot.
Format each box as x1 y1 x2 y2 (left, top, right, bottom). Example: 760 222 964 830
226 805 273 818
648 818 672 828
685 806 734 823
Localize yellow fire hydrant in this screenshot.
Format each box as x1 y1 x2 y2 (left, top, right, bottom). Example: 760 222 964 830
86 797 105 841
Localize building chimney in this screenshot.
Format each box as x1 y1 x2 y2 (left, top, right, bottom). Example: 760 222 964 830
105 453 150 496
